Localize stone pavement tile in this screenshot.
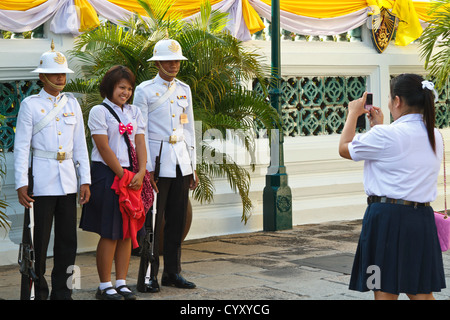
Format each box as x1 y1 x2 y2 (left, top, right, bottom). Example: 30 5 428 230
192 274 272 291
201 286 306 300
182 260 265 276
262 268 359 300
183 240 280 256
180 248 222 262
291 253 355 274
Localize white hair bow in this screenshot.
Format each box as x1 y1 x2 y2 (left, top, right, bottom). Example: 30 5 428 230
421 80 439 102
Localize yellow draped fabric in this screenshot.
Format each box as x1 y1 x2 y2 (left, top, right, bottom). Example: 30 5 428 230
73 0 100 31
0 0 442 46
0 0 47 10
392 0 423 46
108 0 224 18
242 0 265 34
106 0 266 34
260 0 368 18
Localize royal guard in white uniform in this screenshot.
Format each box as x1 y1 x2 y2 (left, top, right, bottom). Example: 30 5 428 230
134 39 198 292
14 42 91 300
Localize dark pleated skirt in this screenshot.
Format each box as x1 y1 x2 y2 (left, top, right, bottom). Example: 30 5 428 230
80 161 144 240
349 202 446 295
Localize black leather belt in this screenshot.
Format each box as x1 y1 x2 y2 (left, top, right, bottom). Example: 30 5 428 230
367 196 430 207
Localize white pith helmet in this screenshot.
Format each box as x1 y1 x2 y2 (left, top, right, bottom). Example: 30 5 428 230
32 40 74 74
148 39 188 61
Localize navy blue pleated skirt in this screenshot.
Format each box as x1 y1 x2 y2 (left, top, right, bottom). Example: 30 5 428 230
349 202 446 295
79 161 145 240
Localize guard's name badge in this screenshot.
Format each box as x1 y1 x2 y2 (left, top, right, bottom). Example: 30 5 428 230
180 113 189 124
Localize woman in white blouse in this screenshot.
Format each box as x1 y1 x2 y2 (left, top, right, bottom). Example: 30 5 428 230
80 66 147 300
339 74 446 300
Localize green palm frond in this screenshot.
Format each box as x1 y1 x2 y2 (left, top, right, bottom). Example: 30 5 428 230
192 0 229 33
419 0 450 90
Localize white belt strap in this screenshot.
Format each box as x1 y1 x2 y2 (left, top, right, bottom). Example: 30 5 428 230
32 148 73 160
148 83 177 113
32 95 68 136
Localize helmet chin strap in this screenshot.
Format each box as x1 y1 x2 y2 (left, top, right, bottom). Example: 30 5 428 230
157 62 178 78
42 74 65 91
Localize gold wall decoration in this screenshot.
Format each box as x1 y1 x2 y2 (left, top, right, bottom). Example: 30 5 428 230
371 8 398 54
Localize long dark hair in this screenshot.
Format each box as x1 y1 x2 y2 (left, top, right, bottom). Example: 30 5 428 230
390 73 437 152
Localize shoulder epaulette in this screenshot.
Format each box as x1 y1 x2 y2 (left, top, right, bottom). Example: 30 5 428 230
137 79 156 88
174 78 189 88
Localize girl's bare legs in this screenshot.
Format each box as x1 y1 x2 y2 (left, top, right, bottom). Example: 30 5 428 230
374 291 435 300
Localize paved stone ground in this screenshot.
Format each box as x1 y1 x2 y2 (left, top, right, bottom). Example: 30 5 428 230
1 219 450 302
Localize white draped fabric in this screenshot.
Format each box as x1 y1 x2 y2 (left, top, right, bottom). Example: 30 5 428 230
0 0 68 34
0 0 429 43
250 0 370 36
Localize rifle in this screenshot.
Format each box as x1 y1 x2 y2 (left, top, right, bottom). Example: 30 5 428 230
137 141 162 292
154 141 163 182
136 190 157 292
19 160 37 300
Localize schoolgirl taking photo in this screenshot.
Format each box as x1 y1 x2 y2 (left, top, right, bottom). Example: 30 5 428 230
339 73 446 300
80 65 148 300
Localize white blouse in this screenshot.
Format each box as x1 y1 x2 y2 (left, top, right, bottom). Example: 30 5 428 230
88 98 146 167
348 113 443 203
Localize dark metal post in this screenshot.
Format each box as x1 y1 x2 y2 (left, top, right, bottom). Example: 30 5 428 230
263 0 292 231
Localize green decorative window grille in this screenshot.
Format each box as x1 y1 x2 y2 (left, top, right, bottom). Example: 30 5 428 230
253 75 367 136
0 80 41 150
427 77 449 129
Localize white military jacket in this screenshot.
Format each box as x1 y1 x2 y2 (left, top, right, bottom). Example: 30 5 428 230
14 89 91 196
133 74 196 178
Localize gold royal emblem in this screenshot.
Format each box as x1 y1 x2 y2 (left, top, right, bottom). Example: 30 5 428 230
168 41 180 53
54 52 66 65
370 7 398 53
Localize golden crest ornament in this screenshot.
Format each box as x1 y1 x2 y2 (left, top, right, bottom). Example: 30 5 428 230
54 52 66 65
370 7 398 53
168 41 180 53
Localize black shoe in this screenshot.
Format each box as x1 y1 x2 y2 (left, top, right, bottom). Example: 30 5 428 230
116 285 137 300
145 276 160 293
161 273 196 289
95 287 124 300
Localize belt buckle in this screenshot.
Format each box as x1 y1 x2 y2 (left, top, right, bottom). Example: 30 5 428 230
169 135 177 144
57 151 66 161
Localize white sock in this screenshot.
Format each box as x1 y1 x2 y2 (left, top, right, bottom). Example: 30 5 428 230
99 281 117 295
116 279 131 292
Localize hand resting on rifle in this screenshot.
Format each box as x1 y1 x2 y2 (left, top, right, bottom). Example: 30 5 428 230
149 171 159 193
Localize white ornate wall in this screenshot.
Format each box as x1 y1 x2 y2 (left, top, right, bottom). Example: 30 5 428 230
0 25 448 265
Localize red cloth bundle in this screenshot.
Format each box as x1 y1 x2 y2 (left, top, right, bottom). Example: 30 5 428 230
111 169 145 249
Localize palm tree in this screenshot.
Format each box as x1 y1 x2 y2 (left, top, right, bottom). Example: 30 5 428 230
419 0 450 90
66 0 280 223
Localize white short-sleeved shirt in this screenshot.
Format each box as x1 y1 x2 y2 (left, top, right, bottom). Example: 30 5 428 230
348 113 443 203
14 89 91 196
88 98 146 167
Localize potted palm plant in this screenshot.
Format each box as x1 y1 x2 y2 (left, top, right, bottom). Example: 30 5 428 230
66 0 280 227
